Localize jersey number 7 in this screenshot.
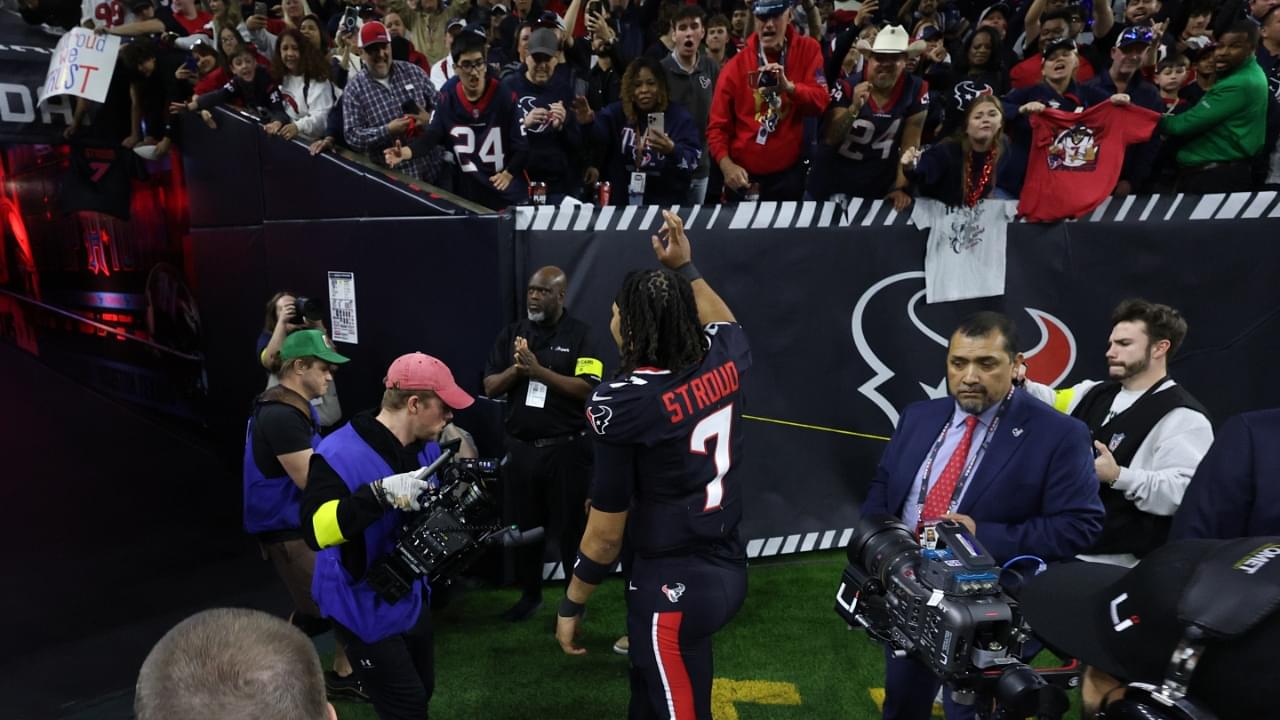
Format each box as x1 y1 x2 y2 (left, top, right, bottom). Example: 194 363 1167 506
690 404 733 512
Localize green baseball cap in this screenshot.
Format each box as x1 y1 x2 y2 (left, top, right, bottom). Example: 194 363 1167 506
279 329 350 364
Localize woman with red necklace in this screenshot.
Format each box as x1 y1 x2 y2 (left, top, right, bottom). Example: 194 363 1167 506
901 94 1010 206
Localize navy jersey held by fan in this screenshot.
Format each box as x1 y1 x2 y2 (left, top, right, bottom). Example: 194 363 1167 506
808 72 928 200
425 76 528 205
587 322 751 559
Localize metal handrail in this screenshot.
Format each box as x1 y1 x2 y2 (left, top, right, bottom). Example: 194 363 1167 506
0 287 203 361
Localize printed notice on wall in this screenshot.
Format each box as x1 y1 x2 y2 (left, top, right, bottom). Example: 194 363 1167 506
327 271 358 344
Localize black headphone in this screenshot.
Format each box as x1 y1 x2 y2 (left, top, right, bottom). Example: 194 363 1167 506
1097 628 1217 719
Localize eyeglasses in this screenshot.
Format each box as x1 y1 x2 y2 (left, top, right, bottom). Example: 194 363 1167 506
457 60 486 72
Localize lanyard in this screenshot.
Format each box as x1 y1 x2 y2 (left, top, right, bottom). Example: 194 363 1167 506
754 38 788 144
915 388 1014 516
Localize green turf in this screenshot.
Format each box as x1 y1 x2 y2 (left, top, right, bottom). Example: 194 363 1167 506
325 551 1078 719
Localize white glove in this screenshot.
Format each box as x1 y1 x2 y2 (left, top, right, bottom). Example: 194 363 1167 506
372 467 432 511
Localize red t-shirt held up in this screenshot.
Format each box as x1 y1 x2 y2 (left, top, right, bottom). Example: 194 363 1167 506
1018 103 1160 223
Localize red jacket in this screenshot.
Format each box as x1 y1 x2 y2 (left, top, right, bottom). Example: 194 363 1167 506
706 25 828 175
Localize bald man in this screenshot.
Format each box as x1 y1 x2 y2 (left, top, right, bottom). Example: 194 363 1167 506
484 266 604 621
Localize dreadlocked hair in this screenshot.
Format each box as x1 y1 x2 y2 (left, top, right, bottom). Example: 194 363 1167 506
615 268 705 374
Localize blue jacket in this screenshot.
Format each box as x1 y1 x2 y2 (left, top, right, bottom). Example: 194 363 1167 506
1171 409 1280 540
862 388 1104 563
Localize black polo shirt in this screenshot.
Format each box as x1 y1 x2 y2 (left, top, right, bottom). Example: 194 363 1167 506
484 313 602 441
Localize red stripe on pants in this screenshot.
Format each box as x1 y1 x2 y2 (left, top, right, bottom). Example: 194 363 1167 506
655 612 695 719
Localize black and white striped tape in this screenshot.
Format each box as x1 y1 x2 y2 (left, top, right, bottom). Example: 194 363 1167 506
540 528 856 580
515 191 1280 233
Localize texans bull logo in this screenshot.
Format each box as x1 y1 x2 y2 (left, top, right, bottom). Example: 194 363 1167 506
851 271 1077 427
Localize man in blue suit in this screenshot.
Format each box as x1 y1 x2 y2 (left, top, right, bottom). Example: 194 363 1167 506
1171 408 1280 540
862 311 1104 720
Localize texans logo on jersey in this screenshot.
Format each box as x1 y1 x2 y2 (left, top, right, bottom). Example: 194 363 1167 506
587 404 613 435
951 80 994 114
517 95 553 134
661 582 686 603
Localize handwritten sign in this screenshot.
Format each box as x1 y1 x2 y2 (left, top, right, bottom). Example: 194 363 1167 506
40 28 121 105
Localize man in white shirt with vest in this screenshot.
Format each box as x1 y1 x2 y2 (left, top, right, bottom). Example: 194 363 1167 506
1020 298 1213 567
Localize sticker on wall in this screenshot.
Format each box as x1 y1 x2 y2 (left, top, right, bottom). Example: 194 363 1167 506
328 271 358 344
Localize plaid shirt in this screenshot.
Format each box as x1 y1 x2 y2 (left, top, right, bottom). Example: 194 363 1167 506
342 60 441 181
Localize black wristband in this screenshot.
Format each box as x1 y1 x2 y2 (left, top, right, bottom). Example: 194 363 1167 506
557 596 585 618
572 552 612 585
674 262 701 283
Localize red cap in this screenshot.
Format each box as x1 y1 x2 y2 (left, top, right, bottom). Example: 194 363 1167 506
384 353 474 410
359 21 391 48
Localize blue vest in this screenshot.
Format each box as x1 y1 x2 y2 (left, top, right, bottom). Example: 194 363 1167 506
242 401 321 535
311 422 441 643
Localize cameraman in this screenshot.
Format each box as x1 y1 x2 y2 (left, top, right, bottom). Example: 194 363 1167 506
862 312 1103 720
1020 538 1280 718
259 291 343 430
301 352 474 720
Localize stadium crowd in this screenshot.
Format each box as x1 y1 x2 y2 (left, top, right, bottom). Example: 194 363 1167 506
27 0 1280 217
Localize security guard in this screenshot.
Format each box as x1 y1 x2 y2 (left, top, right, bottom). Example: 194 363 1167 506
483 266 603 621
301 352 474 720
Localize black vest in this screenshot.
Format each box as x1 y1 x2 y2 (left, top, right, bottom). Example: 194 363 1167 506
1072 380 1209 557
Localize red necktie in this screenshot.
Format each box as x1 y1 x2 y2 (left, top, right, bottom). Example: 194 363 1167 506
920 415 980 526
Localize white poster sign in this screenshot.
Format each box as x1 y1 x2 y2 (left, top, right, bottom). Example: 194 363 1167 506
327 271 358 344
40 29 121 105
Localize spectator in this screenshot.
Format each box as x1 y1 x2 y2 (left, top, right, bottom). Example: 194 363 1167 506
180 37 230 96
661 5 719 204
1021 299 1213 567
1159 20 1269 191
66 40 161 147
402 0 474 64
205 0 242 42
386 32 530 207
975 0 1020 69
267 28 340 141
135 608 337 720
1260 5 1280 76
96 0 212 39
1024 0 1114 61
574 57 702 204
901 94 1009 206
706 13 736 66
386 11 435 71
341 21 441 181
707 0 829 201
999 38 1089 196
1171 408 1280 539
939 27 1007 136
502 27 581 202
1009 8 1097 89
300 13 330 53
809 25 923 210
1155 52 1191 111
1180 35 1217 105
175 44 290 123
581 3 624 110
218 24 271 67
1081 25 1166 195
428 17 468 87
1173 0 1214 55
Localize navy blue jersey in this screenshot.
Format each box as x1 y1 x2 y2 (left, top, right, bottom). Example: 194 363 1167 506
808 73 929 200
427 76 527 205
587 322 751 558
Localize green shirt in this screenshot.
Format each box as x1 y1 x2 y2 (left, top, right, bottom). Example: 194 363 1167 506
1159 55 1269 167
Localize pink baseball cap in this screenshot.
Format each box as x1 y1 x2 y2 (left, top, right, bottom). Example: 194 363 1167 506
384 352 474 410
359 20 391 48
